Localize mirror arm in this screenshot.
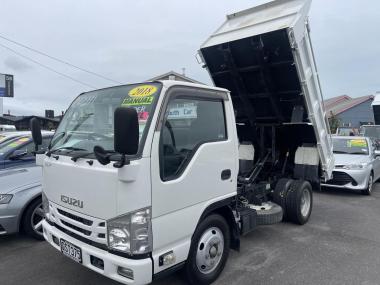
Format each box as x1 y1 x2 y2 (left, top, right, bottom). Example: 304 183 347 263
113 154 130 168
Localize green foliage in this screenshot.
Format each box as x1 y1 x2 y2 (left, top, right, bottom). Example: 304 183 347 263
328 111 340 134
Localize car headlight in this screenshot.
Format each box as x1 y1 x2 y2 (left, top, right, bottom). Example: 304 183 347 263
107 207 152 255
0 194 13 204
343 163 368 170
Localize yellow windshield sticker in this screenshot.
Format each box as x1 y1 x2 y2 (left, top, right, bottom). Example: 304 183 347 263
122 96 154 106
8 137 30 147
129 85 157 97
347 139 367 147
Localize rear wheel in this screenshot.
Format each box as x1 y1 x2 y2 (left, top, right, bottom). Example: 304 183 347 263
273 178 293 220
285 180 313 225
362 174 374 196
22 197 44 240
184 214 230 285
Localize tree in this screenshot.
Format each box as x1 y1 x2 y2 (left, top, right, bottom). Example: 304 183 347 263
328 111 340 134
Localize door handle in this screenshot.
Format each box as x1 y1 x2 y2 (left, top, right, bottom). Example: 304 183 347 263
221 169 231 180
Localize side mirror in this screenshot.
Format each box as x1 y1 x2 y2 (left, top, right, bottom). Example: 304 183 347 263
114 107 139 156
30 118 42 151
375 150 380 157
9 149 28 160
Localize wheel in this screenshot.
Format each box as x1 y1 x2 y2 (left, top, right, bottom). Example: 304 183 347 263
273 178 293 220
362 173 374 196
285 180 313 225
22 197 44 240
256 202 283 225
184 214 230 285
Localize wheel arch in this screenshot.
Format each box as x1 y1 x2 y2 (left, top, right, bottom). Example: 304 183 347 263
18 193 42 232
196 197 240 251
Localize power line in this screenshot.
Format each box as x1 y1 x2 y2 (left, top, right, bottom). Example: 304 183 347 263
0 34 122 84
0 41 97 89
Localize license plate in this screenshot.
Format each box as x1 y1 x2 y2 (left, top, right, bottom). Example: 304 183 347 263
60 239 82 263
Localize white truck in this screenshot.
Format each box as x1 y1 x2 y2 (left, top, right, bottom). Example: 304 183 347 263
31 0 333 284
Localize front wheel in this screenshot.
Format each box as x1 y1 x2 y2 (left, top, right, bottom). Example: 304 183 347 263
184 214 230 285
22 198 45 240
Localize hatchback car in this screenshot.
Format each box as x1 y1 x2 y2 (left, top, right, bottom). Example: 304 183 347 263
0 133 53 170
0 165 43 240
322 136 380 195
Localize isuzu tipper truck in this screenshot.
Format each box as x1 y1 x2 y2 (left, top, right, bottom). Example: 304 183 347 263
31 0 334 284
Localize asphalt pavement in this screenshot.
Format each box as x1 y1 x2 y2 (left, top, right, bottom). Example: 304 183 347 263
2 185 380 285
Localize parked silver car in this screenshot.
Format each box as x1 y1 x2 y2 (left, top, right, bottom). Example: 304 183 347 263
322 136 380 195
0 165 43 239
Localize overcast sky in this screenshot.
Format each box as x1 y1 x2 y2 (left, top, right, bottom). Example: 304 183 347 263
0 0 379 116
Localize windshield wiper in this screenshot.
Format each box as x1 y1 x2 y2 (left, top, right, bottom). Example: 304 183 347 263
71 149 115 162
333 151 348 154
47 146 87 156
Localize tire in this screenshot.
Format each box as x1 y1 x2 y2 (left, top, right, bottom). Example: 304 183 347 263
184 214 230 285
256 202 283 225
362 173 374 196
285 180 313 225
22 197 44 240
273 178 293 220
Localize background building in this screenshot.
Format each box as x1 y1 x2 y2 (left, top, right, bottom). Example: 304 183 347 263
148 70 204 84
0 115 59 130
324 94 375 129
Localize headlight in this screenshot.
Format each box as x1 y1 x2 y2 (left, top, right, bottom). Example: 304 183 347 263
0 194 13 204
107 207 152 255
343 163 368 170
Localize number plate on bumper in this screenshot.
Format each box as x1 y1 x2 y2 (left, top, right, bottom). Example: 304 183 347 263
60 239 82 263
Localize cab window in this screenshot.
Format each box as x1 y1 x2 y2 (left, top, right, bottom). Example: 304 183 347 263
159 97 226 181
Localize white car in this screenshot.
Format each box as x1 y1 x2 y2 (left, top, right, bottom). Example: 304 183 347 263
322 136 380 195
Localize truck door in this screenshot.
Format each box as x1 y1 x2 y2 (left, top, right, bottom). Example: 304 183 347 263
150 87 238 271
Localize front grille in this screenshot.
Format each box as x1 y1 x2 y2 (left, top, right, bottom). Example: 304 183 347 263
327 171 355 185
51 203 106 244
61 220 91 236
58 209 93 226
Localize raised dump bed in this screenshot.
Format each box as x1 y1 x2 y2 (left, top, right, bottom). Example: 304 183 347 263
199 0 334 179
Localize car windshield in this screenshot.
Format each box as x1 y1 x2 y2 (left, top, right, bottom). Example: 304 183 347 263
50 83 162 154
362 126 380 138
0 136 31 155
332 138 369 155
0 134 7 143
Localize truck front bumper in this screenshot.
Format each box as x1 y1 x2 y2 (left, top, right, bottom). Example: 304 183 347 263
42 220 153 285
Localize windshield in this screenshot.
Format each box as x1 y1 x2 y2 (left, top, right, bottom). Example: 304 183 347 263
0 134 7 143
0 136 31 155
50 83 162 154
332 138 369 155
362 126 380 138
